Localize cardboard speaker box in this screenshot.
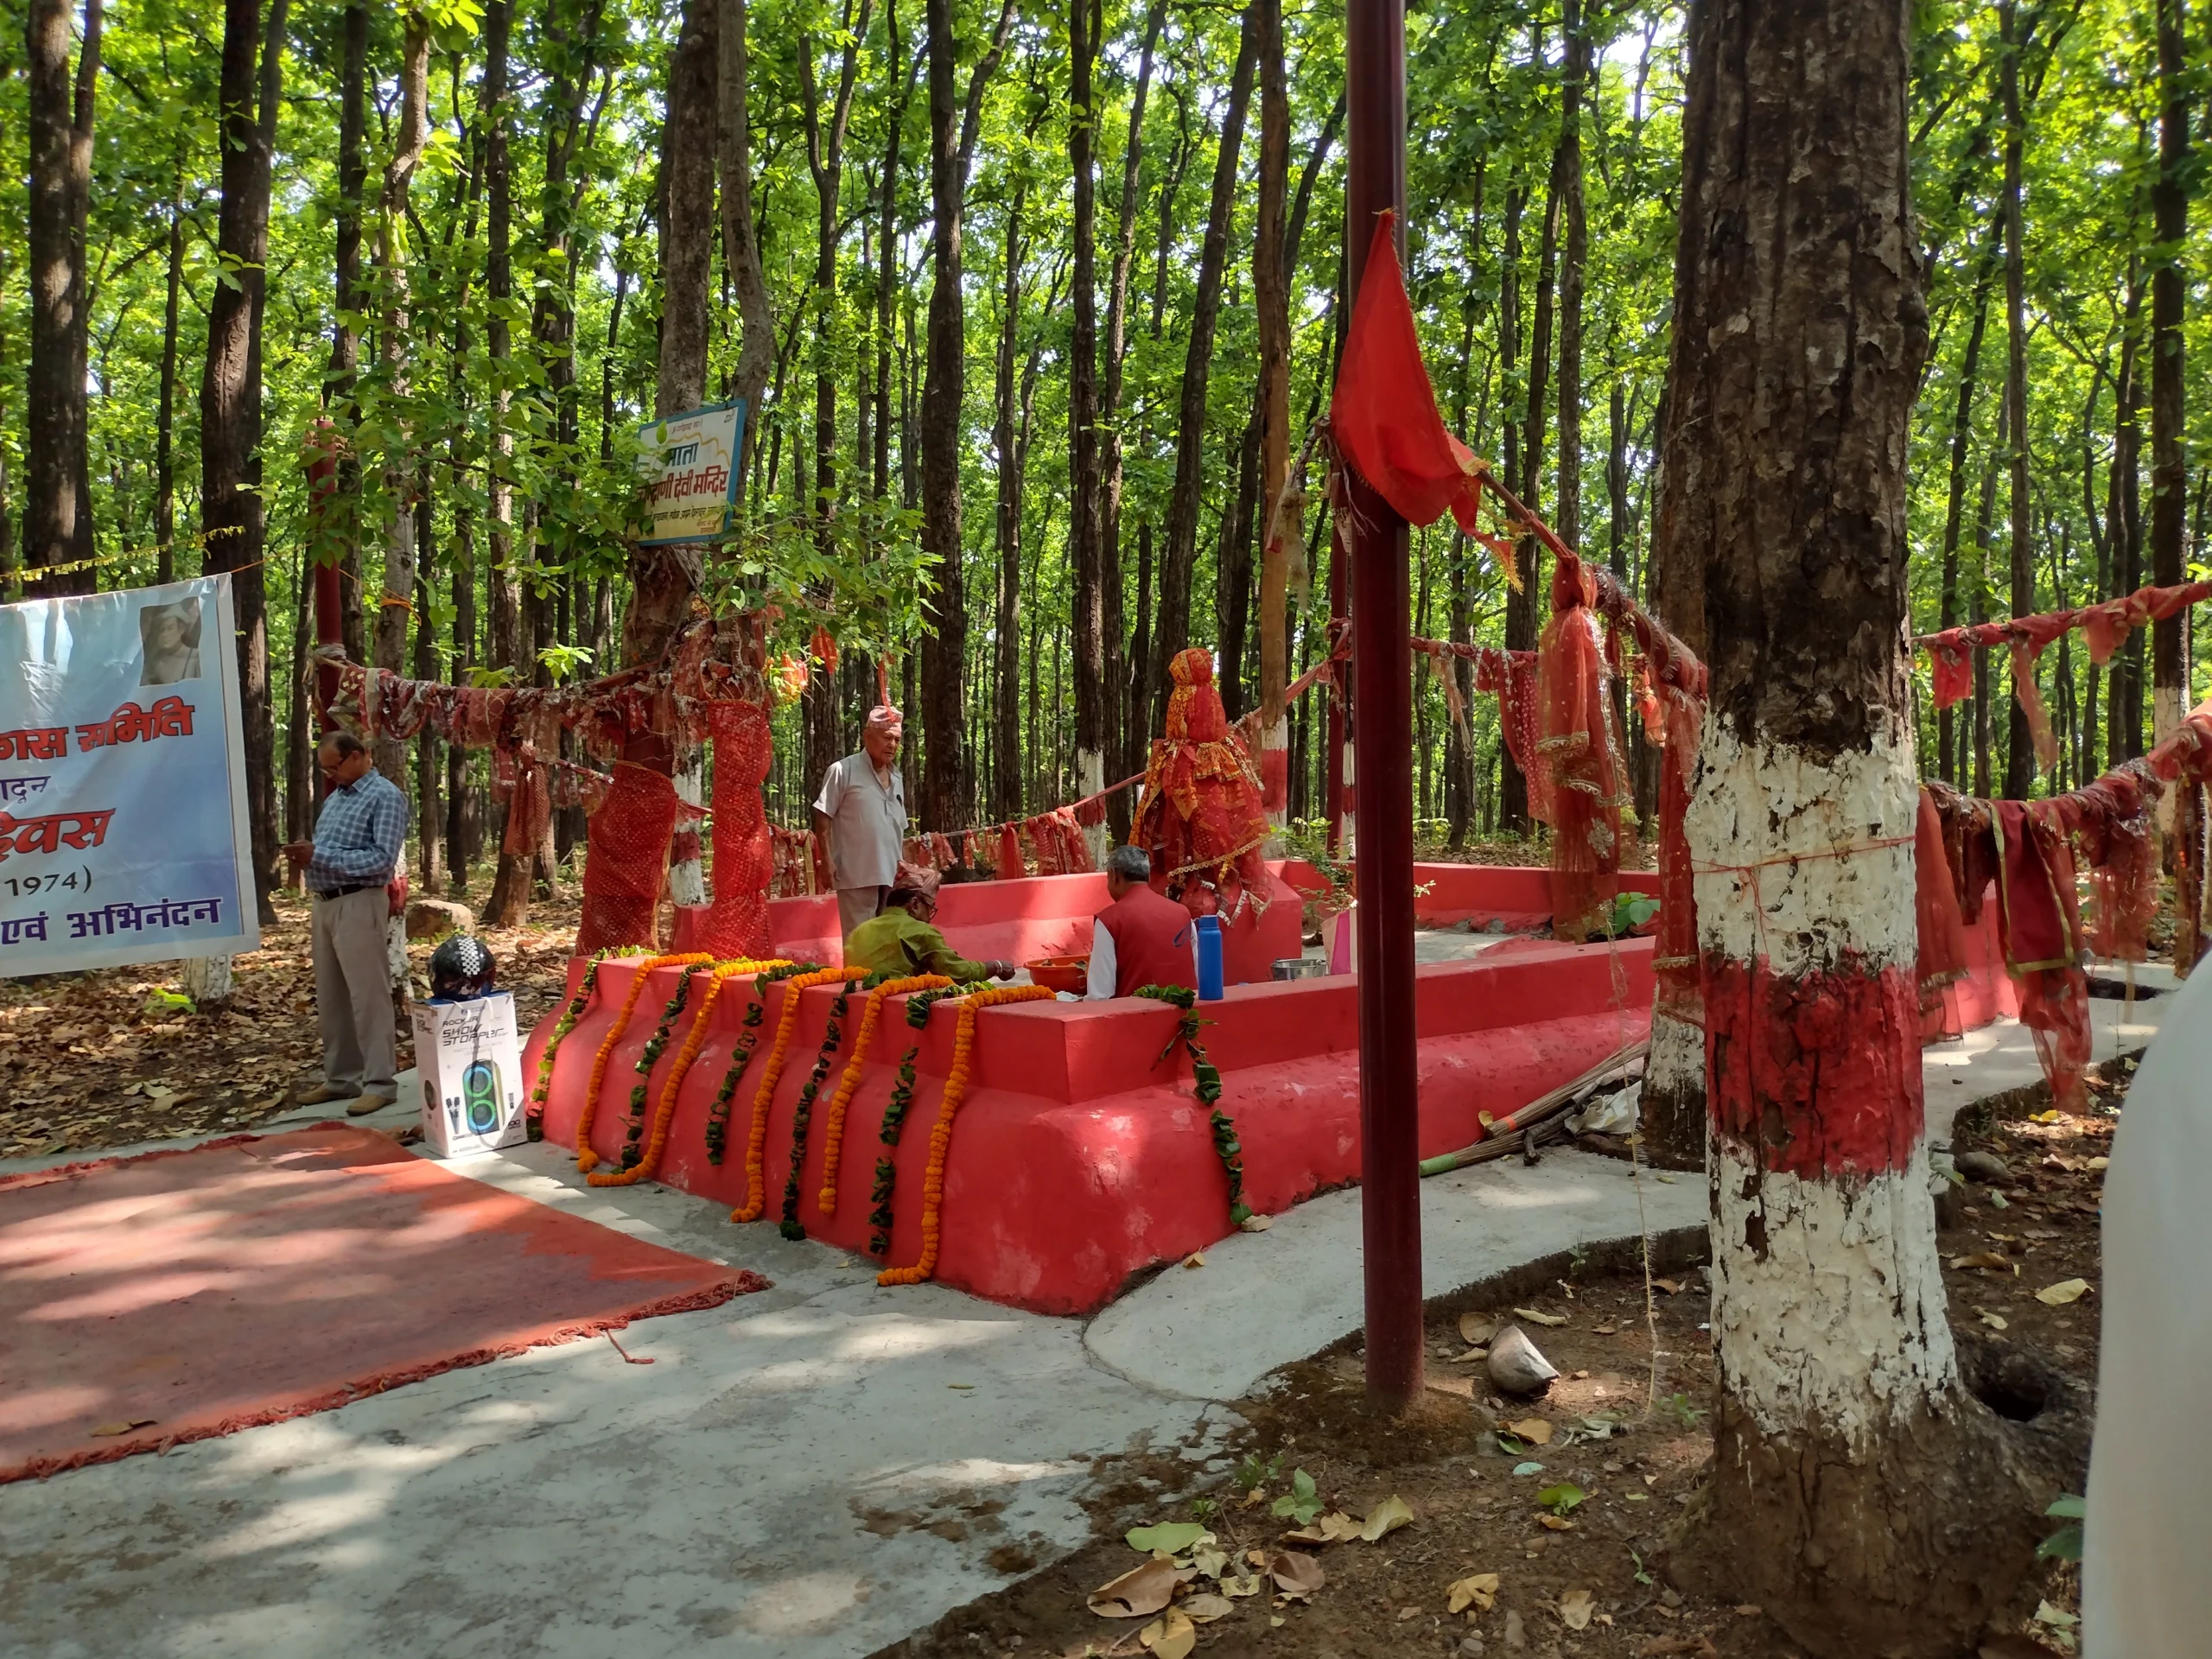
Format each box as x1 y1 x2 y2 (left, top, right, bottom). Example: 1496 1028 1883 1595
412 991 527 1157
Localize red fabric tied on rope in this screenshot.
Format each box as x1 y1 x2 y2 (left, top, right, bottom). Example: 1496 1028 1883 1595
1929 644 1974 713
1651 691 1702 1025
2051 764 2163 965
2008 640 2061 775
1327 213 1495 566
769 825 814 898
576 762 682 955
1990 799 2091 1113
1535 556 1625 941
1132 649 1273 915
929 832 957 870
995 823 1027 880
692 699 774 960
1913 788 1970 1028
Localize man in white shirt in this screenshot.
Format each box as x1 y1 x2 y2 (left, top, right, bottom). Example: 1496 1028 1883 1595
812 705 910 942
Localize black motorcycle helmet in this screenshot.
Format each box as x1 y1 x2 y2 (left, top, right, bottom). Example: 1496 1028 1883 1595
428 934 498 1001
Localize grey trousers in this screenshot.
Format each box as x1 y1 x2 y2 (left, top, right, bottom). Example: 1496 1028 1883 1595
312 887 397 1097
836 885 887 942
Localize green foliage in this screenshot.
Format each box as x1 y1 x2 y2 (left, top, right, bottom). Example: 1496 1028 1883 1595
1269 1468 1323 1526
2039 1493 2087 1561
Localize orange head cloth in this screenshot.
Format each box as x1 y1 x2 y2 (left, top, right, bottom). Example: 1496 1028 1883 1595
1166 648 1228 742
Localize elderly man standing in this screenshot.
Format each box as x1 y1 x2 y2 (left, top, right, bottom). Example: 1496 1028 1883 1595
1087 845 1198 999
281 732 407 1115
812 704 910 943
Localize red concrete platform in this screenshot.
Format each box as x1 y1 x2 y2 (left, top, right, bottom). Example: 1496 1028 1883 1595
527 927 1657 1316
531 864 2021 1316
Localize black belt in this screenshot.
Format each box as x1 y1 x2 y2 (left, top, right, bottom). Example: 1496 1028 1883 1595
313 881 378 900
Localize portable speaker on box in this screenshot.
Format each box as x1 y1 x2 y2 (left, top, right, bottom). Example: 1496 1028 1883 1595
412 991 526 1157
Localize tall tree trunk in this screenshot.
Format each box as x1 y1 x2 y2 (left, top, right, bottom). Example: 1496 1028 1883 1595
1555 0 1587 552
720 0 777 457
626 0 715 682
992 178 1027 824
155 192 182 585
199 0 288 925
1217 408 1264 721
24 0 102 595
799 0 871 799
331 0 367 672
370 11 432 790
482 0 532 925
1100 0 1166 834
916 0 1014 830
1068 0 1107 811
1936 231 1998 785
2000 3 2035 800
413 505 442 893
2151 0 2190 739
2108 270 2146 764
1497 181 1527 828
1154 3 1259 731
1253 0 1291 829
1973 397 2005 796
1667 3 2050 1647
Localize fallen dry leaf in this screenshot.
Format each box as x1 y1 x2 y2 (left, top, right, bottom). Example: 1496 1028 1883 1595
1651 1277 1682 1294
1267 1550 1326 1600
1282 1510 1362 1544
1088 1557 1180 1618
1560 1588 1595 1630
1536 1514 1575 1531
1949 1252 2018 1274
1733 1605 1762 1617
1447 1573 1500 1614
1179 1593 1236 1624
86 1417 156 1437
1138 1610 1195 1659
2036 1278 2090 1306
1459 1312 1498 1344
1239 1213 1274 1232
1358 1494 1414 1541
1218 1573 1263 1599
1181 1250 1206 1270
1637 1637 1720 1658
1504 1417 1554 1446
1980 1312 2010 1331
1513 1306 1567 1327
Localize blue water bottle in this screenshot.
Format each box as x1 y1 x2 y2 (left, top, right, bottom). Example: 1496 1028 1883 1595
1195 913 1224 1001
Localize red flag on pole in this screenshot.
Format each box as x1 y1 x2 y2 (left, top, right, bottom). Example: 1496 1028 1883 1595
1328 210 1484 538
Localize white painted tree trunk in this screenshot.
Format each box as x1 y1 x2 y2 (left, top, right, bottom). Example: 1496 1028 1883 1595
1685 721 1956 1446
181 955 233 1009
1073 745 1109 863
669 752 706 906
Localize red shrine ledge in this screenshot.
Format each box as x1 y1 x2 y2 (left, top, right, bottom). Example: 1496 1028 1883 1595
526 861 2017 1318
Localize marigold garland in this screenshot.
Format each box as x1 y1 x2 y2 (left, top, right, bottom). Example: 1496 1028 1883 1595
877 984 1056 1287
729 963 869 1223
586 958 791 1188
704 963 814 1165
815 975 953 1217
524 946 644 1141
776 980 861 1239
575 953 714 1174
1136 983 1252 1226
866 985 973 1255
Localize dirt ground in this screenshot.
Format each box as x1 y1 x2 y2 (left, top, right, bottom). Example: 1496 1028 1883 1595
0 874 580 1160
880 1074 2119 1659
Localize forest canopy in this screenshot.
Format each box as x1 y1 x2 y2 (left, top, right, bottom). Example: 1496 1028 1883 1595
2 0 2206 891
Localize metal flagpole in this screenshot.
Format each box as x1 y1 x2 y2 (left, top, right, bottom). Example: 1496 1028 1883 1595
1344 0 1421 1414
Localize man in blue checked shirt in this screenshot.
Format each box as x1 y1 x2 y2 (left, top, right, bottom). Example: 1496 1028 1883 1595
282 731 406 1115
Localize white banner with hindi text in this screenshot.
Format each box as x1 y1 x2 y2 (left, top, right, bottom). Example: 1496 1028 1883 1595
0 575 259 975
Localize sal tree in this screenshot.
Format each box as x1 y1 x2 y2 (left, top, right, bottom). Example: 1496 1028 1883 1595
1662 0 2059 1650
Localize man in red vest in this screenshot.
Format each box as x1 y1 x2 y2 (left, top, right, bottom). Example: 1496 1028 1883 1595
1087 845 1198 999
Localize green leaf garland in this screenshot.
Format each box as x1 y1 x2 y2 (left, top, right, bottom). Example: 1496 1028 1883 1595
525 946 642 1141
705 963 815 1165
620 963 714 1168
867 1045 924 1255
779 983 855 1240
1136 984 1251 1227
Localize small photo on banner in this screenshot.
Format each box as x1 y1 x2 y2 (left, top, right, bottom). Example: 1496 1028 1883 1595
0 574 259 976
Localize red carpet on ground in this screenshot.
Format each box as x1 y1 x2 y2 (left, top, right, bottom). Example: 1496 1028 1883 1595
0 1123 768 1484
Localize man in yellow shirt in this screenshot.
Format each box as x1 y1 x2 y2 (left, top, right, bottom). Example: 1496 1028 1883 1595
844 873 1014 983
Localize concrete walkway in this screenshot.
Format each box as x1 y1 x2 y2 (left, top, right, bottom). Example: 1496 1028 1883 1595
0 991 2170 1657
